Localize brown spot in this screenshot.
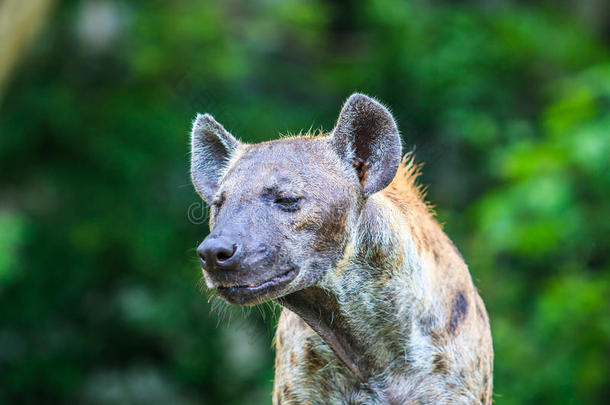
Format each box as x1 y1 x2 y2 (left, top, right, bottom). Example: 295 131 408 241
281 385 298 402
429 330 444 346
448 290 468 335
432 353 449 374
384 190 407 213
304 342 325 373
290 352 297 366
310 205 348 255
421 233 430 250
433 249 440 264
369 247 384 265
481 376 489 404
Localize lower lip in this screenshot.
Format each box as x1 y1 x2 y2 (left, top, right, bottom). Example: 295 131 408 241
216 269 297 304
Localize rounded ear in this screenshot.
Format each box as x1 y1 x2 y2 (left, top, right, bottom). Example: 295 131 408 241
329 93 402 196
190 113 241 203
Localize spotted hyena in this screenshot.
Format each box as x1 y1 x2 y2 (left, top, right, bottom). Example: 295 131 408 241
190 94 493 404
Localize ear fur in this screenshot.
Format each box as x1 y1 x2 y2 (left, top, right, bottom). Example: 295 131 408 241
330 93 402 196
190 113 240 202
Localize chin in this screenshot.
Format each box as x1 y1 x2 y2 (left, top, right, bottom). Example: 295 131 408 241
214 268 299 305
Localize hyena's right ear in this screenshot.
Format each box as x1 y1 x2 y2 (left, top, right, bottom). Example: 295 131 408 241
190 113 241 203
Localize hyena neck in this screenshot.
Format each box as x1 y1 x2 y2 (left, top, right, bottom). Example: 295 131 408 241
277 286 370 382
278 193 438 384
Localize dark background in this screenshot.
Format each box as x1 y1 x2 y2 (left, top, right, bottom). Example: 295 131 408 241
1 0 609 404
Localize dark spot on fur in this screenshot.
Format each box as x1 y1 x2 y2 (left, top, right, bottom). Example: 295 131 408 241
421 233 429 249
281 385 298 402
311 205 348 255
290 352 297 365
433 249 440 264
384 190 407 213
448 290 468 335
432 353 449 374
481 375 489 404
369 247 384 265
429 330 443 346
304 342 325 373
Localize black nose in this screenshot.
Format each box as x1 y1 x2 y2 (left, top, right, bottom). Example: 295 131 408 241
197 236 238 270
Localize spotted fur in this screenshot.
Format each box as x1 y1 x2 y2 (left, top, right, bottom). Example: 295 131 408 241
273 158 493 404
190 94 493 404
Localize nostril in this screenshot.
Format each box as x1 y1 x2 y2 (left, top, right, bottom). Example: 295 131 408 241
216 245 237 263
198 237 238 270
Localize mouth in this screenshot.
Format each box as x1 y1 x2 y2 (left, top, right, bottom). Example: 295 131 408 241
216 269 297 305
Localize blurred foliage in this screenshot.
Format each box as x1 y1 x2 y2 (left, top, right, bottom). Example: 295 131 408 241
0 0 609 404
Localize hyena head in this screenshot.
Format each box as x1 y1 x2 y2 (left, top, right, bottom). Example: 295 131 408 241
191 94 402 305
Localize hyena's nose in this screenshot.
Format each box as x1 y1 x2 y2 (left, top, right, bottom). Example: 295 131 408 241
197 236 239 271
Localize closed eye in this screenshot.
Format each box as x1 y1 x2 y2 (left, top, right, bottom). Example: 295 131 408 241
273 196 302 212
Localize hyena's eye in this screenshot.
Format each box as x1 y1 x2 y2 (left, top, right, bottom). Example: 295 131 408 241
273 196 302 212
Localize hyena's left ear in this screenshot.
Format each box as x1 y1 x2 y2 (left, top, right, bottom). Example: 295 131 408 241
190 113 241 203
330 93 402 196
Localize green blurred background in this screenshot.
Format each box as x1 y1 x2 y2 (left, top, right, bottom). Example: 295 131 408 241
1 0 609 404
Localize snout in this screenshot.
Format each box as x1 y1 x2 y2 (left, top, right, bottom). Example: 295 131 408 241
196 231 299 305
197 235 239 271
